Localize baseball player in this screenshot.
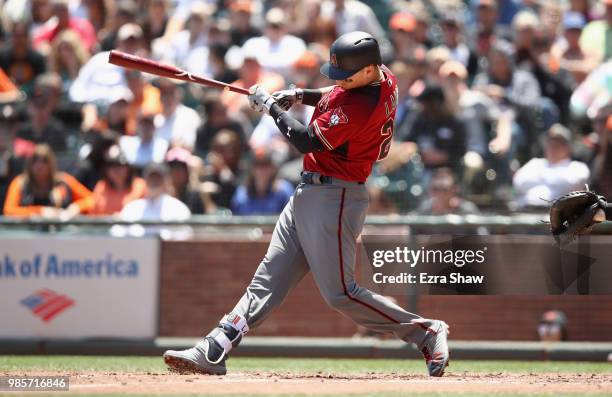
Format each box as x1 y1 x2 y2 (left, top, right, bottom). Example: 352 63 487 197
163 31 450 377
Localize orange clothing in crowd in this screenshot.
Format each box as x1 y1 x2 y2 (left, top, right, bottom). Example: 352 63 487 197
126 84 163 134
0 68 17 93
90 177 146 215
3 173 94 216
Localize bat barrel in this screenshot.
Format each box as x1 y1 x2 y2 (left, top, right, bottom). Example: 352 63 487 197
108 50 251 95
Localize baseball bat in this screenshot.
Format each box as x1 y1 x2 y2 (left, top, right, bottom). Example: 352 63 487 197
108 50 251 95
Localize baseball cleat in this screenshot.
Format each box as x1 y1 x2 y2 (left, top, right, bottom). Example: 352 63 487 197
419 320 450 377
163 338 227 375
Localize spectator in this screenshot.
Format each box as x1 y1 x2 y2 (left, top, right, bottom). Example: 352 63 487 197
512 10 571 127
98 0 139 52
230 148 293 215
0 67 20 103
319 0 385 39
154 79 201 151
410 5 433 49
569 61 612 121
120 110 169 169
32 0 96 53
467 0 503 42
208 42 238 84
195 90 247 155
160 2 215 77
472 40 546 157
141 0 169 49
388 11 422 62
120 163 191 221
220 47 284 115
201 129 242 210
513 124 590 208
439 60 515 186
439 12 479 78
0 22 46 94
74 129 119 190
49 29 90 96
425 47 452 84
241 8 306 78
125 71 162 135
391 60 421 128
165 147 206 214
89 145 146 215
6 0 53 30
590 104 612 198
3 144 93 218
397 84 466 175
537 310 568 342
69 23 144 104
0 114 24 213
580 0 612 62
556 12 599 85
306 15 337 50
568 0 596 23
416 168 479 215
228 0 260 47
473 40 541 110
15 74 68 152
76 0 111 34
289 50 327 90
94 86 133 134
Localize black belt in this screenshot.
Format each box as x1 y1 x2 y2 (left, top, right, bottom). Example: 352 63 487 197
300 172 364 185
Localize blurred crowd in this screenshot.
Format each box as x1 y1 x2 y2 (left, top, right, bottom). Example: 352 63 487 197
0 0 611 221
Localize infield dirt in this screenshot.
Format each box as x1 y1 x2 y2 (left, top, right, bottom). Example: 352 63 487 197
4 370 612 395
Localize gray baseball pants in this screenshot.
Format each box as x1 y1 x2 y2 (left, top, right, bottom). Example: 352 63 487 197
231 180 430 346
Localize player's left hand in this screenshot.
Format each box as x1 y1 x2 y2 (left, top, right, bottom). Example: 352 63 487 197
248 85 275 113
272 87 302 111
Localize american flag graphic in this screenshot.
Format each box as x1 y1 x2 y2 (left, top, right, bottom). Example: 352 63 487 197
20 289 75 322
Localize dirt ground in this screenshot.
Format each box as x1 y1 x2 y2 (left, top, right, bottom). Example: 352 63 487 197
5 371 612 395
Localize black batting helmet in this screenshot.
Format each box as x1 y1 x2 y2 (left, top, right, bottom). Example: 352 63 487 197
320 31 382 80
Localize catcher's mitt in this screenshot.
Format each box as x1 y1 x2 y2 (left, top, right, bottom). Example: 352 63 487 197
549 190 607 246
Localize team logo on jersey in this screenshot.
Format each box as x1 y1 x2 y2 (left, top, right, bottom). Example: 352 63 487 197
329 107 348 127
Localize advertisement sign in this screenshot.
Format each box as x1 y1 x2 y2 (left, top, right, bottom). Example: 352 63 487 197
0 236 159 339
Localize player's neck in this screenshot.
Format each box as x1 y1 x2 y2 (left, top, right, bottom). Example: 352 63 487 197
368 67 384 85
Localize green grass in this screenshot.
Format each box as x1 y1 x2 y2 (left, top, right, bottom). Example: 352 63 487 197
1 356 611 374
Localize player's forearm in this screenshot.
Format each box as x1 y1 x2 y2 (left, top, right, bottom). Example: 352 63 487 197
269 103 323 154
301 86 334 107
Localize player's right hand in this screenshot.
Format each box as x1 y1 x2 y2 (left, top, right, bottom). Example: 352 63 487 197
272 88 301 111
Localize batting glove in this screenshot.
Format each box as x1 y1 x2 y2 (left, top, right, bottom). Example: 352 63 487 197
248 85 275 113
272 86 303 111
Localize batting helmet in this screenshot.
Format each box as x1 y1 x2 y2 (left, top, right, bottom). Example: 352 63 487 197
320 31 382 80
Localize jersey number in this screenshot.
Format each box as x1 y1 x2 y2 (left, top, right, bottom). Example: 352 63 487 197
377 118 394 160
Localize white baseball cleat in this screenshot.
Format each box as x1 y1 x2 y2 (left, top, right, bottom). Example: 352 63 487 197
163 339 227 375
419 320 450 377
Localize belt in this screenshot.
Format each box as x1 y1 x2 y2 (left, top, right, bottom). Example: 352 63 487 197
300 172 365 186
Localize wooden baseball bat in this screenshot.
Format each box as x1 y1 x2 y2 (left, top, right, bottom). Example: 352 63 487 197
108 50 251 95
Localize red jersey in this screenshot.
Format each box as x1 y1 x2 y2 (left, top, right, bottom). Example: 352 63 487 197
303 65 398 183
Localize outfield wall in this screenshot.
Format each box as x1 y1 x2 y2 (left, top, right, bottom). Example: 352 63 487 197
160 238 612 341
1 215 610 342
